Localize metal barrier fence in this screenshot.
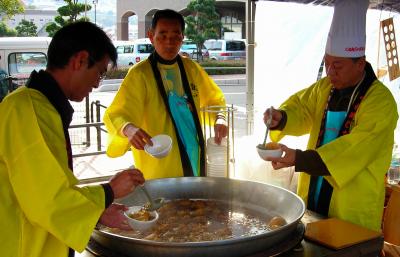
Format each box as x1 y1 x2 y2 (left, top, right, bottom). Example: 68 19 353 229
69 99 108 158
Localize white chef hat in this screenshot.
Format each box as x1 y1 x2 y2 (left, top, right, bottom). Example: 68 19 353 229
325 0 369 58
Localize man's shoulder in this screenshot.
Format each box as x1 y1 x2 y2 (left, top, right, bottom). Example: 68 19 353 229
363 79 397 113
369 79 396 98
1 87 55 123
180 56 203 69
123 58 151 72
301 76 332 95
124 59 152 79
5 86 53 111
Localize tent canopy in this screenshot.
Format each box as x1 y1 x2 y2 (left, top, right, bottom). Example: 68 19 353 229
259 0 400 13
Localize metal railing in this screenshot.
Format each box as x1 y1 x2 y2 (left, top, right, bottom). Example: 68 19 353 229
70 100 108 158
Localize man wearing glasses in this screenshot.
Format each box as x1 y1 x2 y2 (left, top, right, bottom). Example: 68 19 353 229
0 21 145 257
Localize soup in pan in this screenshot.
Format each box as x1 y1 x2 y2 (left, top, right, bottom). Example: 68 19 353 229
101 199 286 242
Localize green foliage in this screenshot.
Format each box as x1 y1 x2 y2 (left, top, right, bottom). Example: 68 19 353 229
46 0 92 37
15 19 37 36
105 68 130 80
185 0 221 61
200 60 246 75
0 0 24 19
105 60 245 79
0 21 17 36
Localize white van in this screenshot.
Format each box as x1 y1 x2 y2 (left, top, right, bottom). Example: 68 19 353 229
204 39 246 61
0 37 51 79
0 37 51 100
114 38 154 67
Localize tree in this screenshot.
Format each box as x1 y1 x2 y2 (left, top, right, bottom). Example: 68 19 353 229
0 21 17 36
46 0 91 37
16 19 37 37
0 0 24 19
0 0 23 37
185 0 221 61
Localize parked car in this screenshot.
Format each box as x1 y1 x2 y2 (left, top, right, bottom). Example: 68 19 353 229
114 38 154 67
204 39 246 61
0 37 50 77
179 40 209 60
0 37 50 94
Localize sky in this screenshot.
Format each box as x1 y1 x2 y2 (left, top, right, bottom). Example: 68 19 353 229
22 0 116 13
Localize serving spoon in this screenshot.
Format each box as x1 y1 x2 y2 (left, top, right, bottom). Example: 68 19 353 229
259 106 273 149
126 165 164 211
140 185 165 211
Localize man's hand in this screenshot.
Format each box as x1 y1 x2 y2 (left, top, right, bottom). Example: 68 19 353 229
99 203 131 230
265 144 296 169
109 168 145 199
123 124 153 150
263 107 282 128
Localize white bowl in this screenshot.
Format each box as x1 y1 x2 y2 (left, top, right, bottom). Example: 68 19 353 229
124 206 159 231
144 134 172 158
256 144 283 160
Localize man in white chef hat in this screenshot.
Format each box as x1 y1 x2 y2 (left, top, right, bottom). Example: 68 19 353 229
262 0 399 231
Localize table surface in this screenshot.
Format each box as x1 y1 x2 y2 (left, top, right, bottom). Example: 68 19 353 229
76 210 383 257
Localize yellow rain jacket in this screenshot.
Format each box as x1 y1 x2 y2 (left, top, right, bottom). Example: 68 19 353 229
104 57 225 179
0 87 105 257
271 76 398 231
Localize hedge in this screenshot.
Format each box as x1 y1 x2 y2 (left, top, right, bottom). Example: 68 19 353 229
105 59 246 79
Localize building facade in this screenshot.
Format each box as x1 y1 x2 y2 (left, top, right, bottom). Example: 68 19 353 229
116 0 246 40
3 9 57 36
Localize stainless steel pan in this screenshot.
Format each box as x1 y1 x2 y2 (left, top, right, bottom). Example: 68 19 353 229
91 177 305 257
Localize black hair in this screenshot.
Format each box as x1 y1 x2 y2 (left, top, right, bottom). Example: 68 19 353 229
351 56 365 63
151 9 185 33
47 21 117 69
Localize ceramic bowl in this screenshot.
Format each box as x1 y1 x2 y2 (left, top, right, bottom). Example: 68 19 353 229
124 206 159 231
144 134 172 158
256 143 283 160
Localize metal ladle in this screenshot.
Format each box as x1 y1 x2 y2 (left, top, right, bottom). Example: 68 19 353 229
127 165 164 211
140 185 164 211
259 106 273 149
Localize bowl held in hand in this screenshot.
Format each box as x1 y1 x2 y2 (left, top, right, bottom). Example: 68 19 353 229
144 134 172 159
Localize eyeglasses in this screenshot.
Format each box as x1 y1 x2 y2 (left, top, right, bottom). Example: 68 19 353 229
88 56 107 81
95 67 107 81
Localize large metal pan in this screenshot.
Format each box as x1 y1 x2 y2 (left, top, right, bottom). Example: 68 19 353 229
91 177 305 257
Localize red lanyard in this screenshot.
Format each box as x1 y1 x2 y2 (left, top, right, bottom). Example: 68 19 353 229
316 74 370 148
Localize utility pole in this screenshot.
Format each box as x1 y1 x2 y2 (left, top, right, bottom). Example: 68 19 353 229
93 0 98 24
84 0 87 19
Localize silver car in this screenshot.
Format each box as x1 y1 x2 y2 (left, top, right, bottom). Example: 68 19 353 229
204 39 246 61
114 38 154 67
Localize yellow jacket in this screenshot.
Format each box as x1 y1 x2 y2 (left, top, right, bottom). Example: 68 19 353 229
0 87 105 257
104 57 225 179
271 76 398 231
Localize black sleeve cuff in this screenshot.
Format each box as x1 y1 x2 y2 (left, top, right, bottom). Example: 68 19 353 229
270 110 287 130
295 149 330 176
101 183 114 208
